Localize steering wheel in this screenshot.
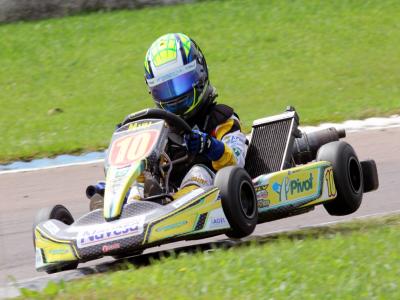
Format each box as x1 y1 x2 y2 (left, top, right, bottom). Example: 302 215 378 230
120 108 192 134
119 108 193 165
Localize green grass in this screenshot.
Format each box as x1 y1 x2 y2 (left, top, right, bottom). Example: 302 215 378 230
19 214 400 299
1 0 400 162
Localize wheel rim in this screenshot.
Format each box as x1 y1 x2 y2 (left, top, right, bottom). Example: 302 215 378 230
239 181 256 219
348 157 362 193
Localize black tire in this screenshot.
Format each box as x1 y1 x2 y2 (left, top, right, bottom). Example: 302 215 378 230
33 205 78 274
214 166 258 239
317 141 363 216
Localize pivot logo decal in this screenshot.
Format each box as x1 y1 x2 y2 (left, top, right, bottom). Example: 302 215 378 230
272 173 314 202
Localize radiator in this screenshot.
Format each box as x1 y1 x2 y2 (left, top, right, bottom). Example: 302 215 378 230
245 110 299 178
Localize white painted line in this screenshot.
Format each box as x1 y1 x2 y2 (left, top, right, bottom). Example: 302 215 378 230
0 286 20 299
1 114 400 175
0 159 103 176
300 209 400 229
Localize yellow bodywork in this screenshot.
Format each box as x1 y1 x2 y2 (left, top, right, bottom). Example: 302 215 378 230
104 160 145 220
35 229 78 265
145 188 221 243
254 161 337 211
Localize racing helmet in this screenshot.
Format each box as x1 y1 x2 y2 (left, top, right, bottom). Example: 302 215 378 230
144 33 209 118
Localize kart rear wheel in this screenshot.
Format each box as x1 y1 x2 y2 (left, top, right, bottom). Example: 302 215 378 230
317 141 363 216
34 205 74 228
214 166 258 239
33 205 78 274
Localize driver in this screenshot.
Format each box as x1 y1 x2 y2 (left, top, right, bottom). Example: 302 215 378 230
139 33 248 197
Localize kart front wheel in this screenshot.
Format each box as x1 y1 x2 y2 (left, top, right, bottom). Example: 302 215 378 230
317 141 363 216
33 205 78 274
214 166 258 239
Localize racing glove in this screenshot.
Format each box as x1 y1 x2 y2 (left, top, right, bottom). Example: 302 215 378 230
184 130 225 161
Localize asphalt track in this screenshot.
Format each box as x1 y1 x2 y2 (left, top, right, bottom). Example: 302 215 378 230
0 127 399 288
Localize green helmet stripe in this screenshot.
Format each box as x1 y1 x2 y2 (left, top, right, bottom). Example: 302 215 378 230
185 81 209 115
144 53 150 74
177 33 191 58
148 34 178 67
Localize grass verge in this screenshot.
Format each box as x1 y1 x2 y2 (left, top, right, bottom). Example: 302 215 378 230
19 214 400 299
1 0 400 162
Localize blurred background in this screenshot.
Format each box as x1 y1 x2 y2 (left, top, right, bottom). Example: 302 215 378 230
0 0 192 23
0 0 399 163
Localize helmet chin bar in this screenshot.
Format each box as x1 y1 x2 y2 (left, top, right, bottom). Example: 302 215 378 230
181 85 213 120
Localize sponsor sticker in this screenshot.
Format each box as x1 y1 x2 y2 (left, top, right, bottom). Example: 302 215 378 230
255 184 269 198
272 172 315 202
255 184 269 207
210 217 227 225
146 61 197 87
156 220 188 232
102 243 121 253
207 216 228 230
205 208 230 230
257 199 270 208
115 166 130 178
233 147 242 157
77 216 144 248
48 248 71 255
128 121 155 131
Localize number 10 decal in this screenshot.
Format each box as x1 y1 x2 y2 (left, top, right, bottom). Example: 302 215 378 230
325 168 336 197
109 130 159 167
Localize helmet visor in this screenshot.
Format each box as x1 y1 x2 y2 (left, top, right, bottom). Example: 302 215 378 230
146 60 200 101
150 70 198 102
158 90 195 115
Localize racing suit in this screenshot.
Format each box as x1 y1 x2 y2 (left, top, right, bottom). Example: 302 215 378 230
170 102 248 189
125 102 248 202
109 100 246 204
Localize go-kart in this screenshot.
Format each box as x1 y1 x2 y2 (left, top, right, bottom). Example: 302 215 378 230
33 107 379 273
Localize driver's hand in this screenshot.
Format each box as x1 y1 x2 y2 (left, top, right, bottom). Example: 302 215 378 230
184 130 225 161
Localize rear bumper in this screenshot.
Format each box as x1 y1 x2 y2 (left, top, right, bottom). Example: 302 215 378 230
361 159 379 193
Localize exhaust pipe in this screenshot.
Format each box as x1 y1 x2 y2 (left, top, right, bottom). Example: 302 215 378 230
86 182 105 199
293 127 346 164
